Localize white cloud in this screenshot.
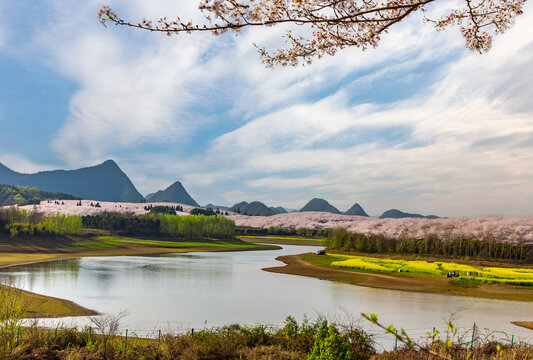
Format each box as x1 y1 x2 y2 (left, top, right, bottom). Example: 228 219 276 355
177 4 533 216
31 0 462 166
5 0 533 216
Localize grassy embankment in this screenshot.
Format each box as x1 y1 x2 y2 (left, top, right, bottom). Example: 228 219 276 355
0 231 278 318
265 252 533 302
238 235 326 246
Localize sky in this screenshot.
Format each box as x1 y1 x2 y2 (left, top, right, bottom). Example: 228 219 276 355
0 0 532 217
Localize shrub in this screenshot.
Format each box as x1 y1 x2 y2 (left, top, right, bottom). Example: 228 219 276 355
190 208 216 216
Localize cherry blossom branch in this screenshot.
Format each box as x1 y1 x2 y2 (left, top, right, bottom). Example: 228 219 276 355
98 0 527 66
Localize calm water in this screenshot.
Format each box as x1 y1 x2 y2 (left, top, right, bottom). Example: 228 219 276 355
1 244 532 347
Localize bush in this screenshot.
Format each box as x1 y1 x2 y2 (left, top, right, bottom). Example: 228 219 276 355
149 206 177 215
189 208 216 216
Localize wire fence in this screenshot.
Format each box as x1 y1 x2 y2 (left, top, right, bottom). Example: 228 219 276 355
31 320 531 353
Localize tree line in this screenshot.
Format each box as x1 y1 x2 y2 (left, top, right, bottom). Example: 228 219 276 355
82 212 235 239
0 207 82 237
327 228 531 261
236 226 334 238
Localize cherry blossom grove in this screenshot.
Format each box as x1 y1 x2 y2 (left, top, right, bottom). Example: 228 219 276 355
12 200 533 243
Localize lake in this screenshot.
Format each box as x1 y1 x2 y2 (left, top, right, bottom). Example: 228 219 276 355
1 244 532 348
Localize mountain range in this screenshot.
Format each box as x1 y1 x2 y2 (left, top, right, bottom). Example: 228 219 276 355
299 198 369 217
229 201 287 216
378 209 439 219
0 160 439 218
297 198 437 218
145 181 199 206
0 160 144 202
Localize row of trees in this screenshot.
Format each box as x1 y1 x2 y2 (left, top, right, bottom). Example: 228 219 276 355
157 213 235 239
82 212 236 239
327 228 531 261
144 205 184 213
236 226 334 238
82 213 161 234
0 207 83 237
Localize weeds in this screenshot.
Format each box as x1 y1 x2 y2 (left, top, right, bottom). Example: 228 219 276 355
0 308 528 359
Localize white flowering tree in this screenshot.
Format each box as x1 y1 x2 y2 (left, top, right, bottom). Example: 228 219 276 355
98 0 525 66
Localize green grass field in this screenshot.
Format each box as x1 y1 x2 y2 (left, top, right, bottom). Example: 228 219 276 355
98 236 260 248
238 235 326 247
329 254 533 286
239 235 325 241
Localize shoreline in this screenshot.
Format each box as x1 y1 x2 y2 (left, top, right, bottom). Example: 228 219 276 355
0 240 280 318
263 253 533 302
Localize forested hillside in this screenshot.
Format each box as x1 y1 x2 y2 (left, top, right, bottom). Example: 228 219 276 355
0 184 79 206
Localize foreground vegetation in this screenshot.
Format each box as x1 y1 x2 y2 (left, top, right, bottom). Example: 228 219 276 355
0 287 530 360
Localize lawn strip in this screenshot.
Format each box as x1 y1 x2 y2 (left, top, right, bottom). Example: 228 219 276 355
238 236 325 246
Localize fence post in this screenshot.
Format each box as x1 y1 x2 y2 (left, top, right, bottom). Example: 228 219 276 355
124 329 128 351
511 335 514 347
394 330 398 350
88 327 92 343
54 326 58 345
191 328 194 336
158 329 161 343
470 323 476 351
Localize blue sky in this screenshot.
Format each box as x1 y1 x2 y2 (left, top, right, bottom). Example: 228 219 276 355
0 0 532 217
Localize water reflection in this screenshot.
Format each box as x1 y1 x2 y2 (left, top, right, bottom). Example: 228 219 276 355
1 245 532 346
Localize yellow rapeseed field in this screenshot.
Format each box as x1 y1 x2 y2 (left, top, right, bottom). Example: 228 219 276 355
329 254 533 286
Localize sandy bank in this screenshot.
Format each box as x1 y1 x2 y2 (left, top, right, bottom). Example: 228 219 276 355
264 254 533 302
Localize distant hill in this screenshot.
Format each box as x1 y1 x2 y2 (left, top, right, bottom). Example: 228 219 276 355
228 201 284 216
379 209 439 219
0 184 79 206
299 198 341 214
205 203 229 210
344 203 369 217
146 181 199 206
271 206 287 214
0 160 144 202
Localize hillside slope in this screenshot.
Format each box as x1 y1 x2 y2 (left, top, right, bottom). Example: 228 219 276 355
0 184 79 206
299 198 341 214
0 160 144 202
146 181 199 206
379 209 439 219
344 203 369 216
